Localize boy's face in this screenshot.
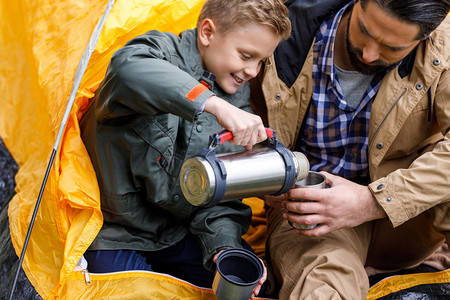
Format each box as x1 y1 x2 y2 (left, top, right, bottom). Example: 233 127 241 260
198 21 281 94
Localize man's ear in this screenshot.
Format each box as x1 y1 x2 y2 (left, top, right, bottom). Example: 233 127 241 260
198 18 216 47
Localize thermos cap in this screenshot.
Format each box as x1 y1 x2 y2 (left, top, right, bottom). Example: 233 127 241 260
180 156 216 206
292 151 310 182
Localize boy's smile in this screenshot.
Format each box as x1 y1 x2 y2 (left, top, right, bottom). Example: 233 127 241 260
198 20 281 94
232 74 244 85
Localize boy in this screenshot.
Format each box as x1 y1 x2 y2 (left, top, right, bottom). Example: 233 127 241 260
80 0 291 297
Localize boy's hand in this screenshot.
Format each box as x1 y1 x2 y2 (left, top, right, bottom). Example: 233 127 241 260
204 96 266 150
213 250 267 299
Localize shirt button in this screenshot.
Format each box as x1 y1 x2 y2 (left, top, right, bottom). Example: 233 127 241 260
386 197 392 202
173 195 180 201
196 124 203 132
415 83 423 90
347 153 354 159
433 58 441 66
275 94 281 100
376 142 384 149
377 184 385 190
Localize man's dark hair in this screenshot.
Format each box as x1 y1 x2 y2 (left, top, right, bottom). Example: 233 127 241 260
360 0 450 39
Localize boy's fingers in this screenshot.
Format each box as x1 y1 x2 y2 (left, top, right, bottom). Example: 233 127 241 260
258 126 267 140
247 130 257 146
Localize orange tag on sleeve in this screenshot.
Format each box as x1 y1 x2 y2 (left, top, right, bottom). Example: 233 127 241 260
186 84 208 101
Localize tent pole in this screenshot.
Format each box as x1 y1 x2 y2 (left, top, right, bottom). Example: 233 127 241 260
8 149 56 300
8 1 116 299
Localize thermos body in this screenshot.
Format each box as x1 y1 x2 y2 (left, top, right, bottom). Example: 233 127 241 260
180 129 309 206
217 147 291 199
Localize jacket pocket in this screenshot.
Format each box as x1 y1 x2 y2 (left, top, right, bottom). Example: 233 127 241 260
131 115 190 219
388 103 440 157
132 115 176 163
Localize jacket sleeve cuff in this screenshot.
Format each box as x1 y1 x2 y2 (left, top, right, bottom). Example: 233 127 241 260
201 235 243 272
369 178 410 227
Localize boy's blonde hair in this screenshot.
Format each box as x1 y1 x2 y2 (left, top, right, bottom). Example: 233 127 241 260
197 0 291 40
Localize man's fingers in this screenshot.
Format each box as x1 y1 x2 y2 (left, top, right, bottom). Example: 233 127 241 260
320 171 344 187
284 211 323 227
294 223 332 237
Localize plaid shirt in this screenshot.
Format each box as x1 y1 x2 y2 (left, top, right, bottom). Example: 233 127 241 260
300 2 385 180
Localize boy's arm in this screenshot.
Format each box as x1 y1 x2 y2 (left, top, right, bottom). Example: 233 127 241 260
97 31 267 147
98 51 213 122
189 201 252 272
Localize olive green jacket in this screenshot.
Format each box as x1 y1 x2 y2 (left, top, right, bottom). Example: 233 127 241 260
252 16 450 228
80 29 252 271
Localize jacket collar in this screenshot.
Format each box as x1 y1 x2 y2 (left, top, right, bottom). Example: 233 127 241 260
179 29 216 89
397 46 417 79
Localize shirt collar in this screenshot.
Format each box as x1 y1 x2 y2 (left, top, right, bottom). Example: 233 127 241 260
315 1 354 83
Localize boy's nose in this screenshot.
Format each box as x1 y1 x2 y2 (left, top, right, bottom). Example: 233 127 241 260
244 62 260 78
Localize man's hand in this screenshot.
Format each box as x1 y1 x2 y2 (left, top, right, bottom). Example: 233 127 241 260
204 96 267 150
268 171 387 236
263 192 289 208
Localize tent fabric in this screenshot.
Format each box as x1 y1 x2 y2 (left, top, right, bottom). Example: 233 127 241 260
0 0 448 299
367 270 450 300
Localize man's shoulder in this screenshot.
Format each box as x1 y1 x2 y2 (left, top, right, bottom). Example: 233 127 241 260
438 15 450 29
433 16 450 44
285 0 348 25
286 0 348 14
428 16 450 63
275 0 348 88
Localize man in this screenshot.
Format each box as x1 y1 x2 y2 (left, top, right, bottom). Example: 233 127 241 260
250 0 450 298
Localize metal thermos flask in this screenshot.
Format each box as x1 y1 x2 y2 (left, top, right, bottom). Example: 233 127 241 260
180 129 309 206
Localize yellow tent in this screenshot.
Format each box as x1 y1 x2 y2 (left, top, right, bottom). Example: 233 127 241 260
0 0 269 298
0 0 448 299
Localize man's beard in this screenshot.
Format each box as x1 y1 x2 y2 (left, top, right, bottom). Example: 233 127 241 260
345 9 398 75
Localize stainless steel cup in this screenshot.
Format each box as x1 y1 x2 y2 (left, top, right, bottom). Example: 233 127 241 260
212 248 264 300
288 171 326 230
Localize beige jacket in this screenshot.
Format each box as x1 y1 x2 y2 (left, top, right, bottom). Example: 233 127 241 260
251 17 450 227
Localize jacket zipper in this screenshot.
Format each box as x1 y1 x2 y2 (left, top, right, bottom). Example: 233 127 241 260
368 88 408 154
82 269 92 286
74 256 92 286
